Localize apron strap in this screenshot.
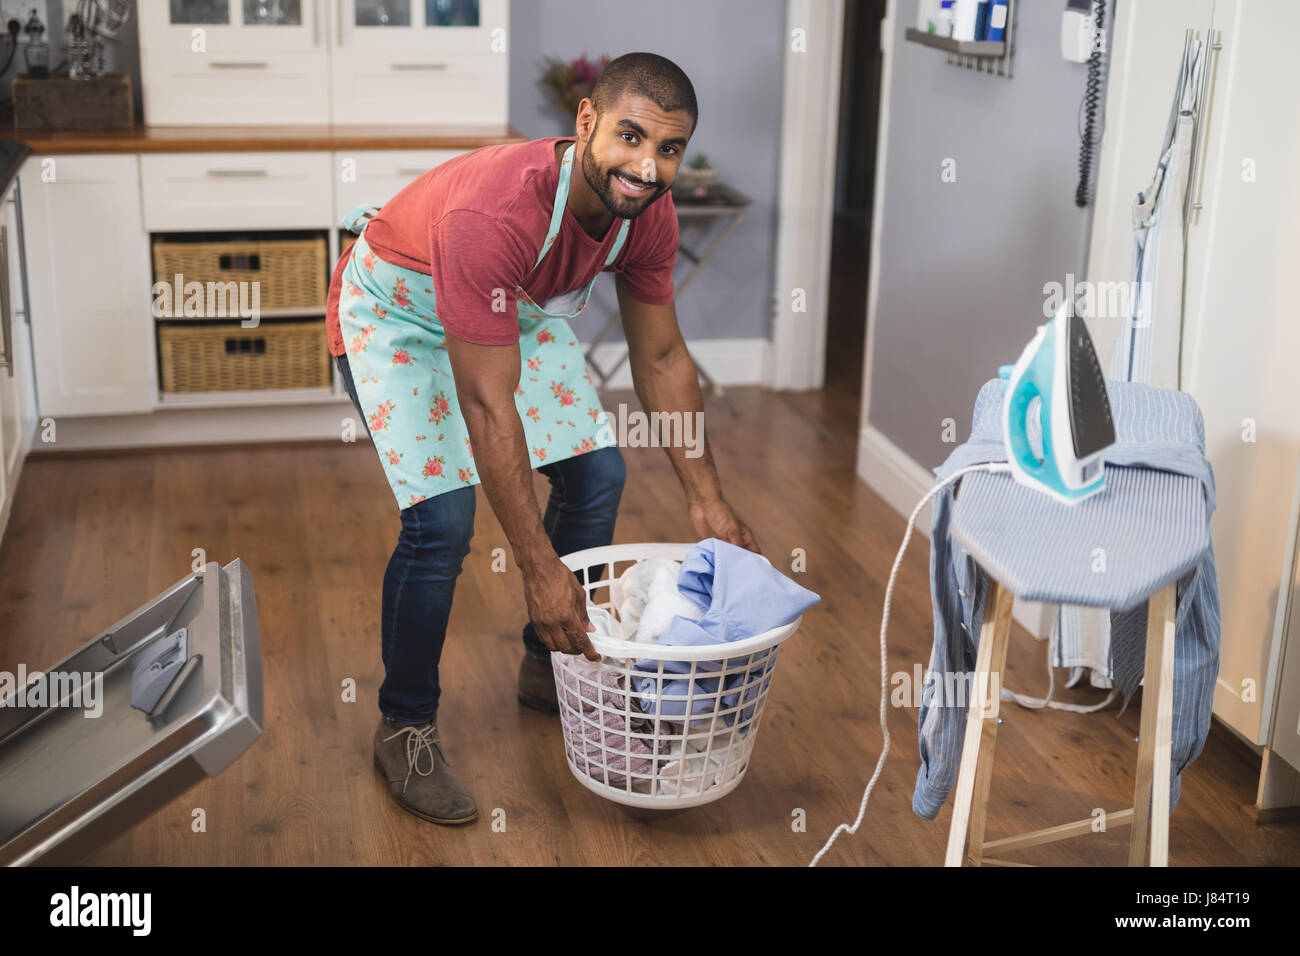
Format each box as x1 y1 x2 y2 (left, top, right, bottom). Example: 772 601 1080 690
536 144 576 270
604 218 631 267
342 202 382 233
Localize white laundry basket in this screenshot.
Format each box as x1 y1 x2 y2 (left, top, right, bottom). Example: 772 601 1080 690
552 542 802 809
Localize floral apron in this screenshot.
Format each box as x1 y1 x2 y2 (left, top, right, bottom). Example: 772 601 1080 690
338 143 628 509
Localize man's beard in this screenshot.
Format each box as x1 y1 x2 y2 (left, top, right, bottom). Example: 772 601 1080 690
581 146 664 221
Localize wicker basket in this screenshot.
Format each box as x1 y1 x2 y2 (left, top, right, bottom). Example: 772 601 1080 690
158 320 331 393
152 236 327 313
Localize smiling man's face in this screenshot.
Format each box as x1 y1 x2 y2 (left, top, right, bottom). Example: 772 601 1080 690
580 92 693 220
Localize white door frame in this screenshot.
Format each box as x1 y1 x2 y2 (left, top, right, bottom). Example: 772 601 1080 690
770 0 847 390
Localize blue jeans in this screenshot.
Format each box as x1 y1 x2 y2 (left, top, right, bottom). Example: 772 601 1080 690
335 352 626 725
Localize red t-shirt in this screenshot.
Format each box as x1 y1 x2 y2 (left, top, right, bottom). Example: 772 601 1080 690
325 136 678 356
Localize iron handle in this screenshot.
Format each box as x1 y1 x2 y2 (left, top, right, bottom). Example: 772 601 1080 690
337 0 344 45
395 167 428 175
313 0 321 45
390 62 448 71
206 169 270 178
208 61 270 69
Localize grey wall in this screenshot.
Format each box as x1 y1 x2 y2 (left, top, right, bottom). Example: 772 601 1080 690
509 0 785 342
867 1 1112 469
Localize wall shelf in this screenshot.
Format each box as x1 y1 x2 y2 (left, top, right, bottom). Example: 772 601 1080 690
904 28 1007 57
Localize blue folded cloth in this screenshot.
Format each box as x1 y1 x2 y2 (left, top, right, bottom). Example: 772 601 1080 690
632 538 820 726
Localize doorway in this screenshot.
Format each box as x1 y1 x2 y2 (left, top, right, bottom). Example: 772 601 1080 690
825 0 886 399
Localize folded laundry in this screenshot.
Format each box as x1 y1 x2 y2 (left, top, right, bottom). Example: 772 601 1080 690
623 539 821 725
557 606 665 791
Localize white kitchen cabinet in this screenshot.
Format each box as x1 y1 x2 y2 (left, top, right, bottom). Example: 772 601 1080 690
332 148 470 221
138 0 332 125
330 0 508 126
0 179 38 541
19 155 156 418
1087 0 1300 764
138 0 508 127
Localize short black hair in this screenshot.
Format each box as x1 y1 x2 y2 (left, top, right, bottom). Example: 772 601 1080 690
591 52 698 134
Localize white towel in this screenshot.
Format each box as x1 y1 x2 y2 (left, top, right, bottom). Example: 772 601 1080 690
612 558 701 642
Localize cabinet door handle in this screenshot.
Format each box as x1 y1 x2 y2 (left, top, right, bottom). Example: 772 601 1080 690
313 0 321 45
208 61 270 69
0 224 12 376
395 167 428 176
206 169 270 178
390 62 448 71
337 0 344 46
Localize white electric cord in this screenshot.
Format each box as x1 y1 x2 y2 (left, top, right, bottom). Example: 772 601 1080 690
810 461 1011 866
1000 643 1118 713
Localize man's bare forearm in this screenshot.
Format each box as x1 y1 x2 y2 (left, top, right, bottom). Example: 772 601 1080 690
628 338 723 505
459 398 555 572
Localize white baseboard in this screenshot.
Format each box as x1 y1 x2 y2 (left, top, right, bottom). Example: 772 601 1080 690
855 422 1053 640
28 399 366 453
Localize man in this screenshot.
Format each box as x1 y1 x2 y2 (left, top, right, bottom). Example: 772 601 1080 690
325 51 759 826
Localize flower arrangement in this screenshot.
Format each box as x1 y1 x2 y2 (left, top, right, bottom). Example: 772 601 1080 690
539 53 610 119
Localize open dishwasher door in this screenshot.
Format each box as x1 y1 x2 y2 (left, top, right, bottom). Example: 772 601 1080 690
0 559 262 865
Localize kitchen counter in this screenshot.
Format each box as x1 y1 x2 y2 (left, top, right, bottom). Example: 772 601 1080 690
0 122 527 155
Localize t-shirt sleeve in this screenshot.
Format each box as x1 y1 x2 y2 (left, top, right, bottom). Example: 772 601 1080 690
429 209 530 346
611 193 678 305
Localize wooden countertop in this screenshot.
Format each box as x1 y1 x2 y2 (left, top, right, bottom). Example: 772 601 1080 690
3 123 529 154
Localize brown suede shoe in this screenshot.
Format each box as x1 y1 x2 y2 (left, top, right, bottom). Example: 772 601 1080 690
373 717 478 825
517 653 559 712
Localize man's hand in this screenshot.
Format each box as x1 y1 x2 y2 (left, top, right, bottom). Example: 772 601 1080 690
522 556 600 661
688 496 761 555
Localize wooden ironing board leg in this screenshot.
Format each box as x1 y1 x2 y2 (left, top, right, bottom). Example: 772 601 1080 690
945 577 1014 867
1128 582 1177 866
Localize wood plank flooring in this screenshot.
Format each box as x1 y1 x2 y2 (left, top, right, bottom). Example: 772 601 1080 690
1 381 1297 866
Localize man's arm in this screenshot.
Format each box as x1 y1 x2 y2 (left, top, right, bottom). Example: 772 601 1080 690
443 333 598 659
614 274 760 553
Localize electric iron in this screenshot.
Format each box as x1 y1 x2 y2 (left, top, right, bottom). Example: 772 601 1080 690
998 302 1115 505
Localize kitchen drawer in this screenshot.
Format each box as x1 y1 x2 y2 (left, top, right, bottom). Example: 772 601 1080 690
141 151 334 231
333 149 471 221
330 51 507 126
141 50 331 126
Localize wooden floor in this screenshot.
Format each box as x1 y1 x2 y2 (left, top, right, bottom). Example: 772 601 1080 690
3 376 1298 866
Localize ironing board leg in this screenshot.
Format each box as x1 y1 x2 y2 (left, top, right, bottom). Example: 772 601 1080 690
1128 583 1177 866
945 577 1014 867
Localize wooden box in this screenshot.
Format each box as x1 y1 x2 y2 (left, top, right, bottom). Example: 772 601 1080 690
12 73 134 131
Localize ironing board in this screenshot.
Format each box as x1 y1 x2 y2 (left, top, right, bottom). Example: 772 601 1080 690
942 466 1211 866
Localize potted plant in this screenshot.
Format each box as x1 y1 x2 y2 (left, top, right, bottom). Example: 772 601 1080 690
674 153 716 198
